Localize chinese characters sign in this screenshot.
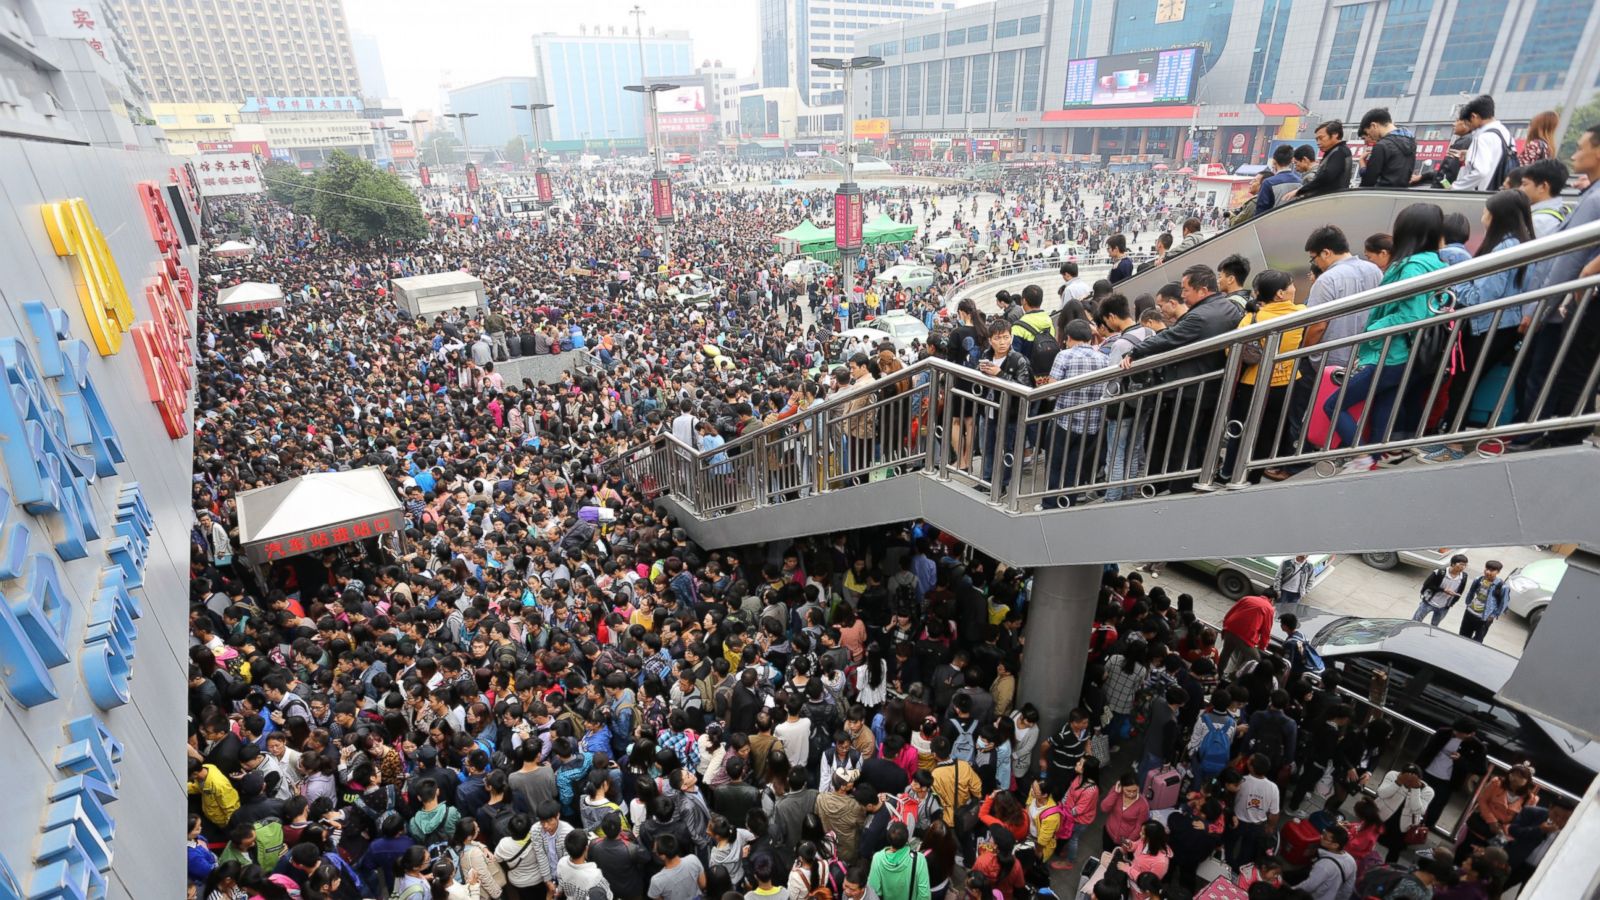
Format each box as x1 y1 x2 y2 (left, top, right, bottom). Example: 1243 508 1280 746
189 153 263 198
245 511 405 565
651 175 674 220
834 189 863 251
535 170 554 204
465 163 480 193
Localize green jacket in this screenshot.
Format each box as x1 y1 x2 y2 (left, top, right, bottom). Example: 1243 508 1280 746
868 846 932 900
407 803 460 845
1356 252 1446 368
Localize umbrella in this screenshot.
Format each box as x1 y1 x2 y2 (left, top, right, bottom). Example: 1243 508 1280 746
1177 167 1196 175
1152 163 1169 171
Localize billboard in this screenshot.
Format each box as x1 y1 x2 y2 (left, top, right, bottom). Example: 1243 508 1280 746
659 113 716 133
197 140 270 156
835 188 863 251
390 139 417 160
1062 47 1199 108
660 86 706 114
191 153 262 197
651 175 674 219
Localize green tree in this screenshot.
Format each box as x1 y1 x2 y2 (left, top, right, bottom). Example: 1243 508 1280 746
419 130 461 165
261 159 315 213
505 135 528 165
308 151 426 243
1558 92 1600 159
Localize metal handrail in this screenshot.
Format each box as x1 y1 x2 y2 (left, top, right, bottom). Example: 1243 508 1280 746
604 217 1600 509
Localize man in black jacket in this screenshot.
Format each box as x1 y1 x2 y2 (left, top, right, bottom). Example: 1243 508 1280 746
590 812 652 900
1358 108 1417 188
1415 718 1488 826
977 320 1034 493
1119 265 1244 492
1294 120 1354 201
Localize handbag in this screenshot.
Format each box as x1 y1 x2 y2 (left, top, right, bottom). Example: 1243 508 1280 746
1238 311 1265 367
1407 292 1459 374
1403 823 1430 845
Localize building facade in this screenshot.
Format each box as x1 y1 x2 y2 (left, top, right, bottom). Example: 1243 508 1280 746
759 0 959 106
445 77 542 157
530 29 694 147
109 0 363 104
854 0 1600 164
237 96 375 166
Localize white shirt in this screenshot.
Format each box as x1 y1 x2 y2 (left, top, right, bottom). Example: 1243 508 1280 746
1453 121 1513 191
1426 736 1463 780
774 718 812 767
1234 774 1281 824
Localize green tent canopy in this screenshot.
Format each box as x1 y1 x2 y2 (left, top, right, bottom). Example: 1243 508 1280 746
863 214 916 245
775 219 835 254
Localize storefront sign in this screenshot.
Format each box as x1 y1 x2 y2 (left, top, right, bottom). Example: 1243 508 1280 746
40 199 136 357
248 511 402 564
190 154 262 197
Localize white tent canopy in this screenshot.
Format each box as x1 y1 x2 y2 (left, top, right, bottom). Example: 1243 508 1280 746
236 467 404 564
216 281 285 314
212 240 256 258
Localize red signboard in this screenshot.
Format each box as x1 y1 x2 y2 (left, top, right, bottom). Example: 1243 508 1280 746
536 170 554 203
651 175 674 220
390 139 417 161
465 162 480 193
419 165 431 187
834 190 863 251
247 511 404 564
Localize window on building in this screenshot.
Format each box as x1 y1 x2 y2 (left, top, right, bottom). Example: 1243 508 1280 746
1019 46 1043 111
947 57 965 113
995 19 1019 38
947 28 965 46
906 62 923 115
1319 5 1367 100
195 113 216 123
994 49 1018 112
923 32 939 49
1430 4 1505 94
969 54 990 112
884 40 899 55
157 114 178 125
871 67 886 116
1019 15 1042 34
868 42 882 56
1245 0 1293 102
1507 0 1590 92
905 35 921 52
1364 0 1434 97
887 65 902 115
926 60 943 116
967 25 987 42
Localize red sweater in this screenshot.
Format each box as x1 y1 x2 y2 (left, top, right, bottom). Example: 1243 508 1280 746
1222 595 1275 650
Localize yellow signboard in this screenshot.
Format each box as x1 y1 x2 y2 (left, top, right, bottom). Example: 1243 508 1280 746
853 118 890 138
41 198 135 356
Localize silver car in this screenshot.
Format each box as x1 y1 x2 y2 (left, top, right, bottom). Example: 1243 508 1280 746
1505 557 1567 632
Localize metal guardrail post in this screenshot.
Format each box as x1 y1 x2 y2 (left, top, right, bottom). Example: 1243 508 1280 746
1197 350 1246 490
1227 332 1282 488
987 391 1012 505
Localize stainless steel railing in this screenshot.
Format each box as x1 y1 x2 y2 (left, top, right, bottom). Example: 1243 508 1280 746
604 216 1600 518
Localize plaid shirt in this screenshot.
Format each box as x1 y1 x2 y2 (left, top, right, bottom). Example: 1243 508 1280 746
657 727 700 771
1049 345 1111 433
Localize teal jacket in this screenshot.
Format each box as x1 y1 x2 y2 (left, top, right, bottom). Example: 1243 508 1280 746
1356 252 1447 368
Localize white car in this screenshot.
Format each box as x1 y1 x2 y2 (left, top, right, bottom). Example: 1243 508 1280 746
922 236 974 257
873 264 938 291
837 311 930 355
782 258 833 282
1033 243 1082 261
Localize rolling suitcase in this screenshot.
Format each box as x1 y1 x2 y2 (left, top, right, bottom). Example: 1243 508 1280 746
1306 366 1366 450
1465 363 1513 427
1143 764 1184 810
1279 816 1322 867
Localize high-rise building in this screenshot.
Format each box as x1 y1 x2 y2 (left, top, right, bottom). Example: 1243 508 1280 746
759 0 957 105
351 31 390 102
445 77 542 156
530 27 694 147
109 0 363 103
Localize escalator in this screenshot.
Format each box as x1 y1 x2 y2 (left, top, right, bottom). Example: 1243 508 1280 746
948 189 1496 313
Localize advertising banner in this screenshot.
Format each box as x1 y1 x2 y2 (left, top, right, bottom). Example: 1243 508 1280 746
465 162 480 193
853 118 891 139
651 175 674 219
191 153 262 197
834 189 863 251
536 170 554 203
659 113 717 133
198 140 270 156
390 139 417 160
419 165 431 187
1062 47 1199 108
660 86 707 113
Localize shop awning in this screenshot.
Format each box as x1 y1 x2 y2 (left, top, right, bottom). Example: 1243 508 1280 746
237 467 404 564
216 281 285 314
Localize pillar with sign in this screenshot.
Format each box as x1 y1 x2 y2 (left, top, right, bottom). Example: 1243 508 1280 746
652 171 675 259
835 184 863 305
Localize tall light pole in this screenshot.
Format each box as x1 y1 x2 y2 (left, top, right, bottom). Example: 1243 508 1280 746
512 102 556 206
625 82 679 259
630 5 651 153
812 56 884 311
443 112 478 159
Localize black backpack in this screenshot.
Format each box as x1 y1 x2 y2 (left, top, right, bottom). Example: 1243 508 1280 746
1249 713 1291 772
1014 318 1060 377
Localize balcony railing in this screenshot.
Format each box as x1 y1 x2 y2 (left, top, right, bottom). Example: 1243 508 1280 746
609 217 1600 516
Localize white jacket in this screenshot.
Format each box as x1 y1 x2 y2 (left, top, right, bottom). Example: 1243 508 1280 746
1373 771 1434 831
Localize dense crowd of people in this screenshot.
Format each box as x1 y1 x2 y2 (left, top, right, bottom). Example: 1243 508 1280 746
184 118 1597 900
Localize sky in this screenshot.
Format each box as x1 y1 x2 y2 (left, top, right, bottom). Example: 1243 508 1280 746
344 0 761 115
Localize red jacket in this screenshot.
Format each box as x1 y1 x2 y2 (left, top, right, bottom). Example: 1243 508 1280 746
1222 595 1275 650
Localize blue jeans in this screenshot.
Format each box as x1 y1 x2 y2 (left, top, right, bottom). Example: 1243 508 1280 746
1102 417 1145 501
1412 600 1449 626
1044 424 1098 508
982 404 1021 493
1326 363 1407 449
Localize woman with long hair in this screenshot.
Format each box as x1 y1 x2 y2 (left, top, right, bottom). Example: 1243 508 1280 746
1456 765 1540 863
920 820 959 900
1422 190 1536 462
944 298 990 469
1518 111 1557 166
1326 203 1448 472
855 642 889 713
202 861 248 900
787 841 827 900
1054 756 1101 870
1225 268 1306 481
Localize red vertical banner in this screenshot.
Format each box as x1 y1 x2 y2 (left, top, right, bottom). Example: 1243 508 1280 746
465 163 480 192
651 174 674 220
834 189 863 251
419 165 432 187
535 170 554 203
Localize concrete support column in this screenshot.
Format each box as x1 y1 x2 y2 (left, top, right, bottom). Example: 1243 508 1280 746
1500 549 1600 742
1017 564 1101 735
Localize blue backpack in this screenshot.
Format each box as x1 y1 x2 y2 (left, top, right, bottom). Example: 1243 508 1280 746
1285 632 1326 676
1192 712 1236 780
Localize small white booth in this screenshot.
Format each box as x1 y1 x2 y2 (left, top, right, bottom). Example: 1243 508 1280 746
391 271 487 321
216 281 286 314
236 467 405 566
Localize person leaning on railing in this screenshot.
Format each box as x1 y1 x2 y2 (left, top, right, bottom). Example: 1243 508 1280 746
1223 270 1307 482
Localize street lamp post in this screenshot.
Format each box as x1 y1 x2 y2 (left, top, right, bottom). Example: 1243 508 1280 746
811 56 884 311
402 117 433 168
444 112 480 193
512 102 556 206
625 82 680 260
